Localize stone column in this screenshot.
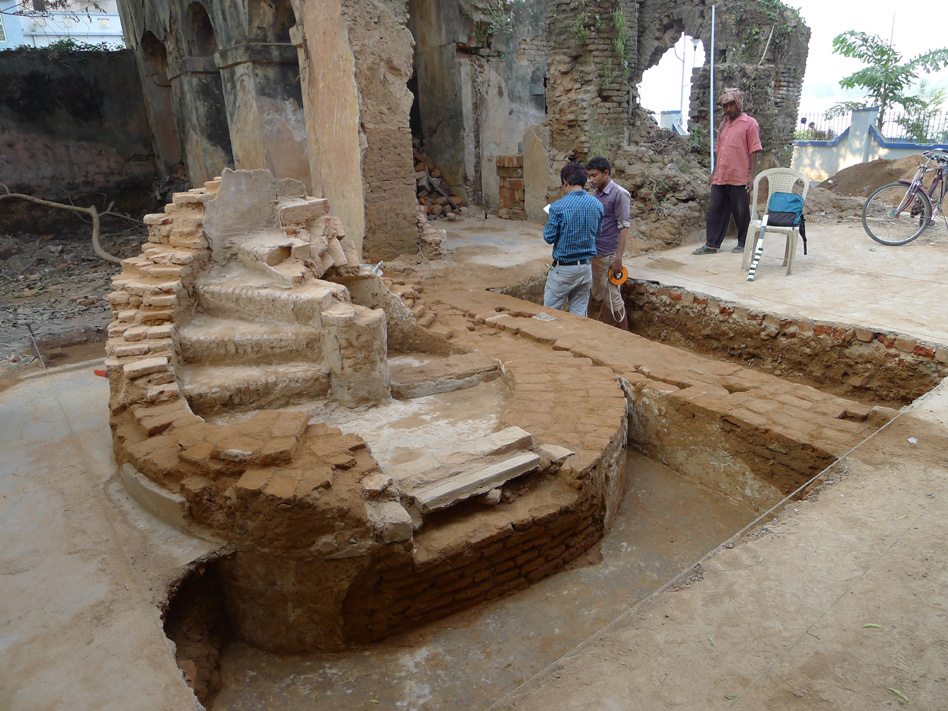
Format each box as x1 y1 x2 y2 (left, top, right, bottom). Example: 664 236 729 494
167 56 234 186
216 42 312 193
291 0 366 257
849 107 880 165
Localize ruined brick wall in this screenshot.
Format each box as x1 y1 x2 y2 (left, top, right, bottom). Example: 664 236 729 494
533 0 808 240
342 431 623 643
545 0 633 160
0 49 158 231
623 281 948 408
688 0 809 167
542 0 807 165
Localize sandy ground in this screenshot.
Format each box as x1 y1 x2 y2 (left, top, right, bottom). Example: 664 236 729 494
498 388 948 710
398 213 948 711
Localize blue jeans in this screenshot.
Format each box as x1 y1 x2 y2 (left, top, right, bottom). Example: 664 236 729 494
544 263 593 315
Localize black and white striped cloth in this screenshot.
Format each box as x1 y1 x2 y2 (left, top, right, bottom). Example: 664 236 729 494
746 216 768 282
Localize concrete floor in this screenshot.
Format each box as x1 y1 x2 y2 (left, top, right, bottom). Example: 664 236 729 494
3 213 948 709
0 365 212 711
626 217 948 344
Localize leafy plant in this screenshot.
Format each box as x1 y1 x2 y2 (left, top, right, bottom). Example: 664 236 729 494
3 37 122 52
572 10 589 44
756 0 802 24
600 59 613 91
611 8 631 78
893 81 947 142
831 30 948 128
688 125 706 153
484 0 526 37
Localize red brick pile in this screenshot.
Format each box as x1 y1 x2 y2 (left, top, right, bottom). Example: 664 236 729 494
414 146 463 218
496 154 526 220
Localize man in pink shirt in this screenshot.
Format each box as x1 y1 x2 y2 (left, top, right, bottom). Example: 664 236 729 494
693 87 763 255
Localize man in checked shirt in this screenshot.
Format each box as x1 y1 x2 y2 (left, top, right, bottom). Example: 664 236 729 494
587 156 630 330
542 162 603 315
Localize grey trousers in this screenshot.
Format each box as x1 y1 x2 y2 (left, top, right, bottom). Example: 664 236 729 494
544 263 593 315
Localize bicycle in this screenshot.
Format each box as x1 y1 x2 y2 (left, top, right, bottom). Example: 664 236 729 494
861 147 948 246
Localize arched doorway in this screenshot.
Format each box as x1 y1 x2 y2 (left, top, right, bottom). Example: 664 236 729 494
216 0 310 190
139 30 183 178
175 2 233 185
639 34 706 134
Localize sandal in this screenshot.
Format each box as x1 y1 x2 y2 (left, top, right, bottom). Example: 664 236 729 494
692 245 718 255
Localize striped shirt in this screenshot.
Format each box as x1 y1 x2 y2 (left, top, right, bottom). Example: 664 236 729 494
543 190 602 262
594 179 631 256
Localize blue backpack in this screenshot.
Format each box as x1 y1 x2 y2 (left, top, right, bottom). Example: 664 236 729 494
767 192 807 254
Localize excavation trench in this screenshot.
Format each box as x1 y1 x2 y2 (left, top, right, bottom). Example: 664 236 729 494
159 278 912 709
495 278 948 409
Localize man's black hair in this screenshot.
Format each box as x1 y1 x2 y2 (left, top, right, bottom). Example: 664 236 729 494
586 156 611 174
560 162 588 187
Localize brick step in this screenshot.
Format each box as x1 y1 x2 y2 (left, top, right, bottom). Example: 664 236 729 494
195 277 349 325
178 314 321 365
180 362 330 416
234 229 311 286
388 351 502 399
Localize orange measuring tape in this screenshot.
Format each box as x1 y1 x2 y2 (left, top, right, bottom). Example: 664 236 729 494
608 266 628 285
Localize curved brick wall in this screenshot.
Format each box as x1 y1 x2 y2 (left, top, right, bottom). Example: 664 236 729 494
107 171 630 653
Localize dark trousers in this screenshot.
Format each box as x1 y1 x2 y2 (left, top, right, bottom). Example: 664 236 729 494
706 184 751 249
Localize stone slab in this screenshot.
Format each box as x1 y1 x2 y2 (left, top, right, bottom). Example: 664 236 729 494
119 463 190 530
411 452 541 513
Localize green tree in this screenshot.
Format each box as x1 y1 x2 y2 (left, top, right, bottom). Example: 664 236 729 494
830 30 948 128
893 81 947 142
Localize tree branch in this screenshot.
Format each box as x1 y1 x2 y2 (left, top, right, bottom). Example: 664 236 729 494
0 184 123 264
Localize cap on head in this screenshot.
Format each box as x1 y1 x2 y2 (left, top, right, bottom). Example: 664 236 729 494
719 87 744 112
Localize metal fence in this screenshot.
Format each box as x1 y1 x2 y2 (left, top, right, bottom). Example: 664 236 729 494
795 110 948 144
880 110 948 144
794 112 850 141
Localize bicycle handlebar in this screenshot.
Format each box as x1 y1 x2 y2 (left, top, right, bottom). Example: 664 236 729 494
924 148 948 164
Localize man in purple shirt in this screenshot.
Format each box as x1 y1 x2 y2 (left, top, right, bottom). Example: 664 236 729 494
587 156 630 330
693 87 763 255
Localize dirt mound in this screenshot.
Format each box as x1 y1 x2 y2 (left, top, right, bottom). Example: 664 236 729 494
803 186 864 221
819 155 925 197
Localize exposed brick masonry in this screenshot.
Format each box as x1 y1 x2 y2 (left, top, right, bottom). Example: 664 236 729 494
496 154 526 220
624 280 948 408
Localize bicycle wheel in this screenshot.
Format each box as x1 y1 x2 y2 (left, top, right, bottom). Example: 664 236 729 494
862 183 932 246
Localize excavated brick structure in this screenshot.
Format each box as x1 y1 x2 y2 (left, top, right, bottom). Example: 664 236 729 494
106 169 630 653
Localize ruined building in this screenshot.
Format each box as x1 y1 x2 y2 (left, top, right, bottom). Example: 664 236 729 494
101 0 814 698
118 0 809 256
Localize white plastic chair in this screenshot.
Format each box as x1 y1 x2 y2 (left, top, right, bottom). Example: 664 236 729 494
741 168 810 276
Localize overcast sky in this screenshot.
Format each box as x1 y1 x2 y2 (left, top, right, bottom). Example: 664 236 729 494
639 0 948 120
